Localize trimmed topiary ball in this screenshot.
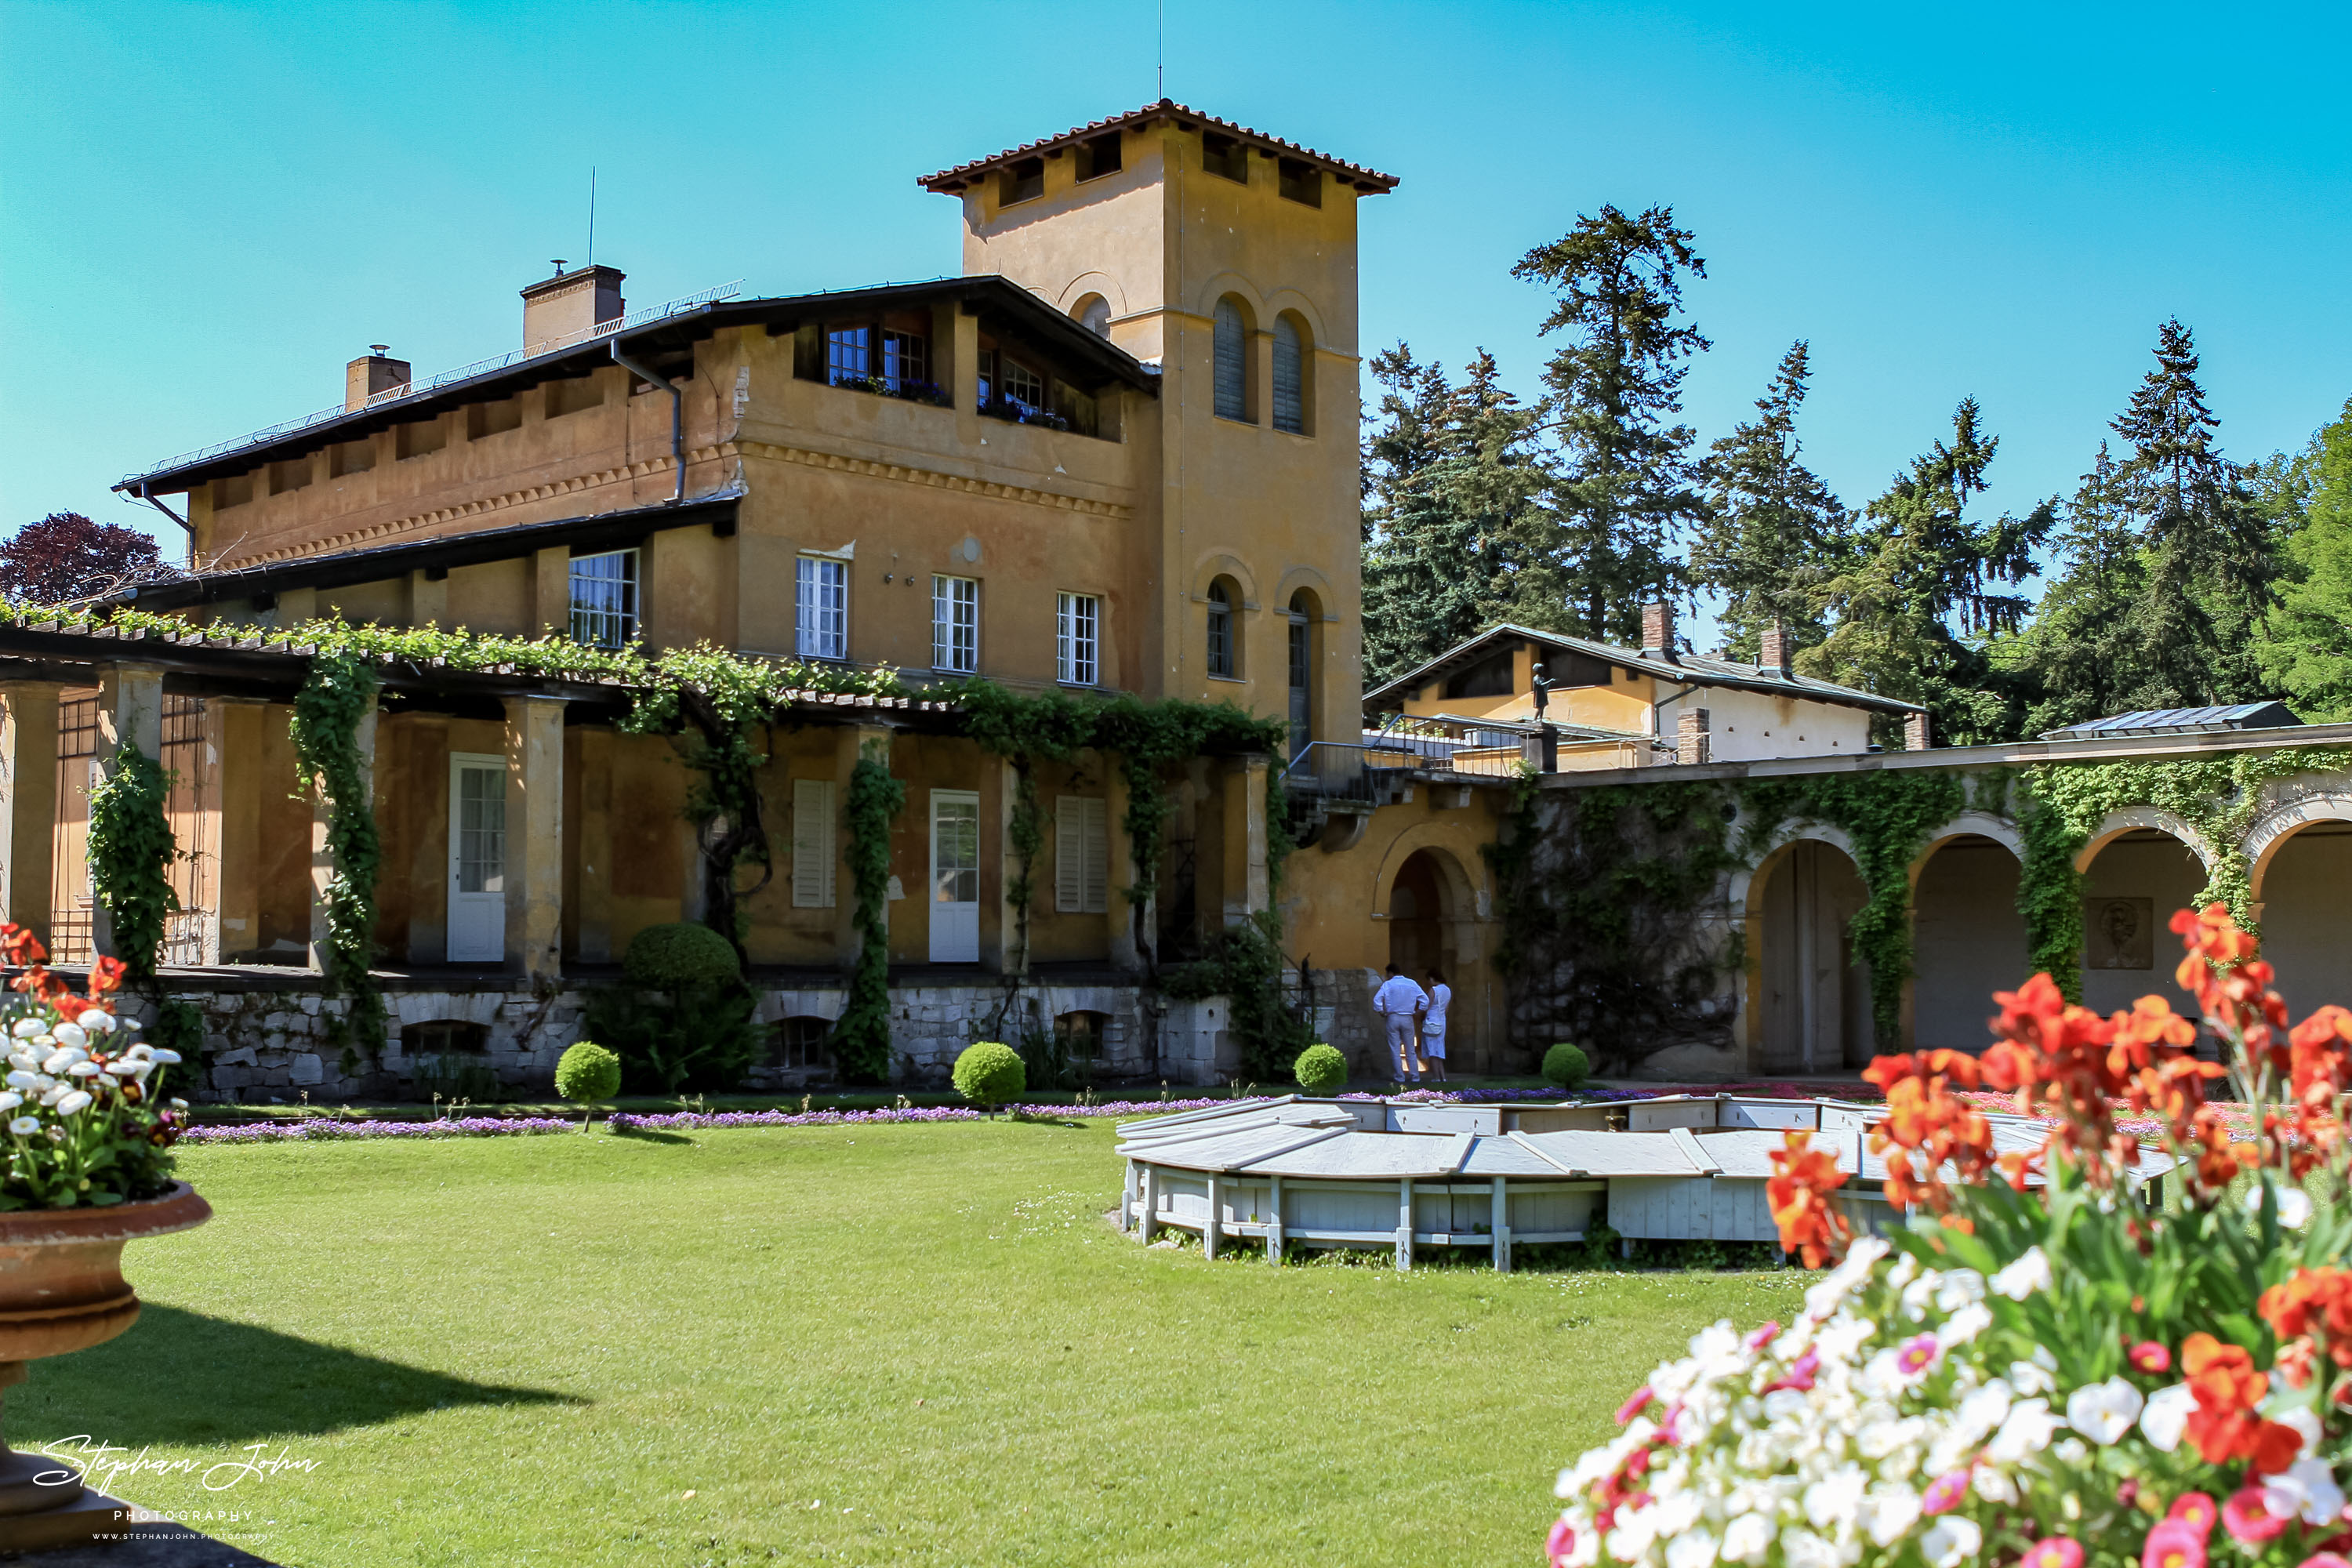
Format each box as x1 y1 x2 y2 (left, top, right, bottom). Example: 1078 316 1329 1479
556 1040 622 1105
1542 1041 1592 1089
622 923 741 991
953 1041 1026 1111
1294 1044 1348 1096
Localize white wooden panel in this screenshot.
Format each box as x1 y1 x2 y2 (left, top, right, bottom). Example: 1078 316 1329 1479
1508 1185 1595 1236
791 779 837 908
1718 1098 1820 1131
1289 1183 1401 1236
1509 1105 1613 1133
1627 1098 1721 1131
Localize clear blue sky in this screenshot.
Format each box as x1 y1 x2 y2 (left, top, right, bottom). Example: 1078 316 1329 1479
4 0 2347 608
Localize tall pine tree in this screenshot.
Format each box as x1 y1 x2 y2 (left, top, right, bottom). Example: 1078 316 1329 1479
2253 399 2352 717
1690 341 1850 659
1504 205 1711 644
1803 399 2053 745
2008 442 2149 734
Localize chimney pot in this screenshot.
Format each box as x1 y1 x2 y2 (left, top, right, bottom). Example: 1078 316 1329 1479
1641 601 1676 661
1904 711 1931 751
1676 707 1711 766
1761 622 1791 676
521 263 625 354
344 347 412 412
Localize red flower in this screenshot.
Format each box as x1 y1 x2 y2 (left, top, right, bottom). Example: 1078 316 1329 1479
2223 1486 2289 1545
2183 1334 2303 1472
2129 1341 2173 1374
1766 1131 1851 1268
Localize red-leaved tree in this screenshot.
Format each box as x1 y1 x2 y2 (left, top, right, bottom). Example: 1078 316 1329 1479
0 513 166 604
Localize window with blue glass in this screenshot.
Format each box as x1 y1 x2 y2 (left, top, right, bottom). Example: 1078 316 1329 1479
567 549 638 649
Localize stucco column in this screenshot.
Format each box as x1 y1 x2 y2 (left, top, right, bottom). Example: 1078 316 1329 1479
402 714 450 964
91 664 165 964
530 546 570 639
1220 755 1270 927
0 683 63 946
980 754 1021 975
405 568 448 629
833 724 892 966
1105 756 1142 973
210 699 268 964
573 725 614 964
503 696 566 980
307 692 378 973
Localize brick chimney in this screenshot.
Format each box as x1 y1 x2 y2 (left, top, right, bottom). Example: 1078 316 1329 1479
344 345 411 412
1641 601 1675 661
1676 707 1711 765
1760 622 1791 676
1904 711 1931 751
521 263 626 354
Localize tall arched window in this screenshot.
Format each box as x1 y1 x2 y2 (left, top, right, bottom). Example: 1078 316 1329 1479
1076 295 1111 338
1206 580 1236 677
1286 590 1313 757
1272 318 1306 434
1213 297 1250 423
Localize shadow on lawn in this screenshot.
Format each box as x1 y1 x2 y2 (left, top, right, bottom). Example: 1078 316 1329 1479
12 1304 580 1446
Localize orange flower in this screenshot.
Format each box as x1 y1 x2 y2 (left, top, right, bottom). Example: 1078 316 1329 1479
1767 1131 1852 1269
2180 1332 2304 1472
2260 1267 2352 1374
1864 1051 1994 1214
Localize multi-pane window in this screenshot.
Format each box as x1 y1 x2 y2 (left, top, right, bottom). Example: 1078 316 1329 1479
797 555 848 659
567 549 638 649
975 349 994 408
826 326 871 385
1000 358 1045 415
1057 592 1100 686
458 766 505 895
1214 298 1248 422
931 575 978 673
1272 318 1305 434
881 330 927 390
1206 582 1236 677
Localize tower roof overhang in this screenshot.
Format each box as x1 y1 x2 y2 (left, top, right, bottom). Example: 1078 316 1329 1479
916 98 1400 196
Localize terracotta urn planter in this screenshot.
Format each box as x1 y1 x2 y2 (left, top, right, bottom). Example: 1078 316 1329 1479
0 1182 211 1550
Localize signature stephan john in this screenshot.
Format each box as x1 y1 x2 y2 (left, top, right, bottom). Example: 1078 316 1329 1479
36 1437 321 1494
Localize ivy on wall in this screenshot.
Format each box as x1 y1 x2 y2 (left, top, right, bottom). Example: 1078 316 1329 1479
289 649 386 1055
85 746 177 982
2016 745 2352 997
829 746 905 1083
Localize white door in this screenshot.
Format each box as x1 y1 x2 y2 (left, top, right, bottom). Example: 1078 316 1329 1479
448 753 507 964
928 789 981 964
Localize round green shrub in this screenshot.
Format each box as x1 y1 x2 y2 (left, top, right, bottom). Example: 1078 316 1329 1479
1542 1041 1592 1089
555 1040 623 1104
952 1041 1026 1110
1293 1044 1348 1096
622 922 741 991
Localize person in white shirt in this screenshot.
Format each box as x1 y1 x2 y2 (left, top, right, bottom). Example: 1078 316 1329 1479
1371 964 1429 1084
1420 967 1453 1083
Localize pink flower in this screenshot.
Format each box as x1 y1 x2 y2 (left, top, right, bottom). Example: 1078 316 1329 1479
1614 1386 1652 1425
1922 1471 1970 1515
2299 1555 2352 1568
2130 1341 2174 1374
1896 1332 1942 1376
1745 1321 1781 1352
2223 1487 2289 1546
1545 1518 1575 1567
1765 1349 1820 1394
2143 1521 2208 1568
2166 1494 2217 1537
2023 1538 2084 1568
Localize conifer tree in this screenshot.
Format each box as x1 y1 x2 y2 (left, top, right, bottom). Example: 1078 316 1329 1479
2254 400 2352 717
2009 442 2151 734
1802 399 2053 744
1504 205 1711 643
1690 341 1850 659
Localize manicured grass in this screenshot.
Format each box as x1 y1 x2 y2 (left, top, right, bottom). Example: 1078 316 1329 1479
19 1122 1802 1566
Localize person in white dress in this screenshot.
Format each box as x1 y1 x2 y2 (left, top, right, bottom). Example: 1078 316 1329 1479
1420 968 1453 1082
1371 964 1429 1084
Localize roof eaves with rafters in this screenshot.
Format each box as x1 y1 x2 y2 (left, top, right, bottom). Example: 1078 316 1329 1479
916 99 1399 194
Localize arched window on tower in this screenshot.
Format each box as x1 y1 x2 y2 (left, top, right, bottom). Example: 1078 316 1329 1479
1077 295 1112 338
1206 579 1237 678
1272 317 1306 434
1213 297 1251 423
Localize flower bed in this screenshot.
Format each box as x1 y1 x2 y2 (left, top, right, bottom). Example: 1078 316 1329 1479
1547 905 2352 1568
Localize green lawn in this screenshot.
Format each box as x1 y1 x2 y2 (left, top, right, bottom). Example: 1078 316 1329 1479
18 1122 1802 1566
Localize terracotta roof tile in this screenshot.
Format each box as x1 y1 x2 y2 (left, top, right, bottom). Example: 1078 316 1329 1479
917 99 1399 193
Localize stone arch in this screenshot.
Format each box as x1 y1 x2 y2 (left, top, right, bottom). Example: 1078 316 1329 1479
1188 551 1261 609
1191 270 1268 324
1907 811 2027 886
1907 820 2030 1052
1055 270 1127 318
1728 822 1859 916
1370 837 1490 1065
1370 826 1486 928
1737 828 1873 1073
2074 807 2216 874
2243 794 2352 1014
1272 564 1338 619
1258 288 1330 350
2246 793 2352 899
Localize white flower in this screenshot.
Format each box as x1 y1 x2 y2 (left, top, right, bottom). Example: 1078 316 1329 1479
2050 1438 2089 1468
1781 1529 1843 1568
1858 1484 1922 1547
0 1093 17 1112
1721 1513 1773 1566
1920 1516 1982 1568
2065 1377 2144 1445
5 1116 34 1136
1985 1398 2060 1464
2140 1384 2196 1452
1802 1465 1867 1530
74 1010 114 1034
147 1049 181 1065
1988 1247 2053 1300
1934 1270 1986 1311
118 1018 139 1032
2280 1406 2323 1458
37 1050 80 1076
2 1071 38 1092
53 1090 90 1116
7 1019 41 1040
49 1023 85 1051
2263 1457 2346 1525
100 1062 133 1077
168 1098 187 1112
2278 1188 2314 1230
64 1062 100 1079
1666 1527 1720 1568
2009 1359 2057 1396
38 1082 65 1106
1973 1467 2019 1504
1938 1303 1992 1349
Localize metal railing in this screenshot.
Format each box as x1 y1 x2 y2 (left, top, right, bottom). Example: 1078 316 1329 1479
1282 716 1537 797
123 279 746 481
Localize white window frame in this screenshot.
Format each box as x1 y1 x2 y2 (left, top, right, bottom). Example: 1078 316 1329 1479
1055 796 1109 914
567 547 639 649
797 555 848 659
931 574 978 673
1057 592 1101 687
1000 358 1045 413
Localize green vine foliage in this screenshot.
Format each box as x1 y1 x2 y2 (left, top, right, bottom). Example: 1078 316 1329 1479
2016 746 2352 997
85 746 177 981
830 748 905 1083
288 652 386 1054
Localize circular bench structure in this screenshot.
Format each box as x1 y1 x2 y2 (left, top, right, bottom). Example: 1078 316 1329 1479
1115 1092 2165 1271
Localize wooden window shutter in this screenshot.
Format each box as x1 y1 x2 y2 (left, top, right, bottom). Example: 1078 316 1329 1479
1056 796 1084 913
792 779 836 908
1081 797 1109 913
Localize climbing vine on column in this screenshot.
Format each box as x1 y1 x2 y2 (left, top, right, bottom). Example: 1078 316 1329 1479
85 746 177 982
829 746 905 1083
289 650 386 1054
